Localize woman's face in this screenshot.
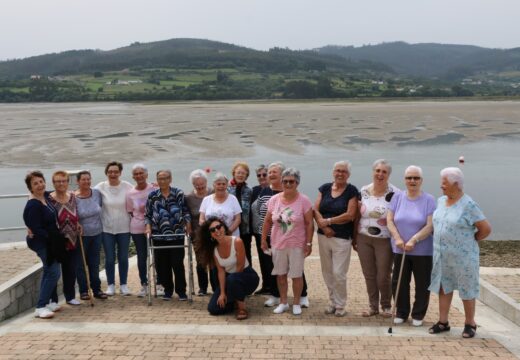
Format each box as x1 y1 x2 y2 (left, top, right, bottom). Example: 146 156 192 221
52 175 69 193
77 174 91 190
440 176 458 196
157 171 172 189
132 168 148 185
268 166 282 185
30 176 46 195
106 165 121 182
213 179 228 193
333 165 350 185
372 163 390 185
192 177 207 193
404 169 422 192
233 166 248 184
256 169 268 186
209 220 225 239
282 175 299 194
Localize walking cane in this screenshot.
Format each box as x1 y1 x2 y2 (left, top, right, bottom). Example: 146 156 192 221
388 250 406 334
79 235 95 307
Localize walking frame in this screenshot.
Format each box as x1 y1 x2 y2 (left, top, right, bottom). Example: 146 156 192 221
146 233 195 305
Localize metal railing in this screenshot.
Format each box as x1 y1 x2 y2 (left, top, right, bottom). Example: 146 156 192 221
0 194 28 232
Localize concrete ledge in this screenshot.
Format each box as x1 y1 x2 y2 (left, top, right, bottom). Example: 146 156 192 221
0 263 43 322
479 277 520 327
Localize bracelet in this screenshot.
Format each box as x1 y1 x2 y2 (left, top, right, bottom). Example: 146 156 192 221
306 242 312 246
327 218 331 225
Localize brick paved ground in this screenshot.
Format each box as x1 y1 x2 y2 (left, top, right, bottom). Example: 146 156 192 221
481 275 520 303
0 238 517 359
0 247 39 284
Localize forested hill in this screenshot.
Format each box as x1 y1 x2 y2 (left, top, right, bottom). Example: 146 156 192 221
0 38 391 79
317 42 520 79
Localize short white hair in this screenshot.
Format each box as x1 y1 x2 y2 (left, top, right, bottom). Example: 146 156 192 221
405 165 423 177
268 161 285 173
334 160 351 173
132 163 148 174
440 167 464 190
189 169 207 184
213 172 228 184
372 159 392 175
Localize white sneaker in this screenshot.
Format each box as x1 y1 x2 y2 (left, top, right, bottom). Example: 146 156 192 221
300 296 309 308
292 304 302 315
324 305 336 315
106 284 115 296
35 307 55 319
156 285 165 296
412 319 423 327
264 296 280 307
137 286 147 298
67 299 81 306
47 302 61 312
120 284 131 296
273 303 290 314
393 317 405 324
334 309 346 317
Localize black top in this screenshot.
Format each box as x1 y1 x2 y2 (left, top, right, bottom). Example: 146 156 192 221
22 192 59 251
317 183 359 239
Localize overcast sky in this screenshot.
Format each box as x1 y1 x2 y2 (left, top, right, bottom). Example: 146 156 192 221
1 0 519 61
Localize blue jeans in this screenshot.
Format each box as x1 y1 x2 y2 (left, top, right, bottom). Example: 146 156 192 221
102 232 130 285
208 267 259 315
35 247 61 308
131 233 148 286
76 234 102 294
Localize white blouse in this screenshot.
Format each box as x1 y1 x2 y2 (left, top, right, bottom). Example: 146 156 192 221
95 180 133 234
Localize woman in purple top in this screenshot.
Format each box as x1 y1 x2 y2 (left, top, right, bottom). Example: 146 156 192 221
387 165 435 327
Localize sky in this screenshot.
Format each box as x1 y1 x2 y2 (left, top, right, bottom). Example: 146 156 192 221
1 0 519 61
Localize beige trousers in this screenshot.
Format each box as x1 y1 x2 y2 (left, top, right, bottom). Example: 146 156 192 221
318 234 352 310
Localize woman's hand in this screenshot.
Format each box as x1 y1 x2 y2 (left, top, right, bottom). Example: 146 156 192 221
395 238 405 250
323 227 335 238
217 293 227 308
304 243 312 257
404 237 417 252
317 218 329 228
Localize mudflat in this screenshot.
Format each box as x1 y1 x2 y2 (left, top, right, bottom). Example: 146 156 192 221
1 100 519 167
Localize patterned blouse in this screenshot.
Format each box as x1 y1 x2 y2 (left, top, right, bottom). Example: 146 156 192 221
48 192 80 250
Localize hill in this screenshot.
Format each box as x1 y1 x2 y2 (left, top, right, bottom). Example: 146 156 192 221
316 41 520 79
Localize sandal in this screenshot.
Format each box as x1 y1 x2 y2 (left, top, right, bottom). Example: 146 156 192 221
462 324 477 338
94 292 108 300
236 309 248 320
429 321 451 334
80 293 91 301
362 309 379 317
380 308 392 318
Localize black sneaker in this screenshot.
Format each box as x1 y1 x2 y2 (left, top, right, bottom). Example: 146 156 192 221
178 294 188 301
197 290 208 296
162 294 172 301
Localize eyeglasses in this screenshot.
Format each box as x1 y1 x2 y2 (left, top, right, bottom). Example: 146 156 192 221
209 224 223 233
405 176 421 181
257 173 267 178
282 179 296 185
53 180 68 184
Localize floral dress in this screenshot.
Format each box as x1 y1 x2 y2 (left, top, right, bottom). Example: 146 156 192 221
429 194 486 299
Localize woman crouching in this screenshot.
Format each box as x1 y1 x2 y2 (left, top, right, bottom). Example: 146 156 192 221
198 217 259 320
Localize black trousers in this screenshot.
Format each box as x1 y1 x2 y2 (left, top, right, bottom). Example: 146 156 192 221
391 253 432 321
208 267 259 315
241 233 253 266
258 235 308 297
154 239 186 297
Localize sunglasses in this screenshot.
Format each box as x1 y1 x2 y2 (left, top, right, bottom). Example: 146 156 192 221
209 224 223 233
282 179 296 185
257 173 267 178
405 176 421 181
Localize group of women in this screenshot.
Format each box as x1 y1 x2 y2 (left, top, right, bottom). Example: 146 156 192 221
23 159 491 338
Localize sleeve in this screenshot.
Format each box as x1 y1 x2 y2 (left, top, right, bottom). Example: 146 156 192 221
125 191 133 214
144 192 153 225
301 195 313 213
318 183 329 195
23 202 48 240
426 194 436 216
179 190 191 223
464 199 486 226
267 195 276 213
199 196 209 214
229 194 242 215
388 190 399 212
94 189 102 207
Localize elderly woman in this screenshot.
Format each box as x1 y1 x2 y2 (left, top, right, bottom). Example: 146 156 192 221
48 171 82 306
95 161 133 296
228 161 253 265
23 171 63 318
251 164 271 295
356 159 398 318
387 166 435 326
428 167 491 339
198 217 259 320
261 168 314 315
314 161 359 317
145 170 191 301
256 162 310 307
126 164 156 297
75 170 107 300
185 169 216 296
199 172 241 236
